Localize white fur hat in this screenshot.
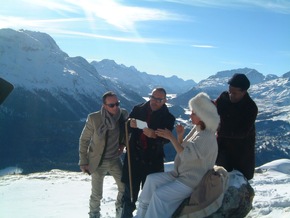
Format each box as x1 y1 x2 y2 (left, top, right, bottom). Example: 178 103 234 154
189 92 220 132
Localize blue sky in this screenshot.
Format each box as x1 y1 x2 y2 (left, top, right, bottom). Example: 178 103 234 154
1 0 290 82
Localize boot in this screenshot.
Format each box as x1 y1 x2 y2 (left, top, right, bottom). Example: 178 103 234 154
116 206 123 218
120 202 134 218
89 211 100 218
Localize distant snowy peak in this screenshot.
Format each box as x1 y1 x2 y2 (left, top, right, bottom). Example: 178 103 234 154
265 74 279 80
91 59 197 95
283 71 290 78
205 68 265 84
3 28 62 52
91 59 141 78
0 28 105 94
196 67 285 94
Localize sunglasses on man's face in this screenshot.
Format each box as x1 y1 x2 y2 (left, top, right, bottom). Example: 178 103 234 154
149 95 165 103
106 101 120 108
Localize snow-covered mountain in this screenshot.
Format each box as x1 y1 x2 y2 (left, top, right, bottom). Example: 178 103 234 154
170 69 290 166
91 59 196 96
0 28 144 172
0 28 289 173
0 28 193 173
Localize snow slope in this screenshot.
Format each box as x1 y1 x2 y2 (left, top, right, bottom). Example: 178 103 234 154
1 159 290 218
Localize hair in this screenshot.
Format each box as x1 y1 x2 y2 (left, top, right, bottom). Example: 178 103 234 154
152 87 167 96
198 121 206 130
102 91 117 104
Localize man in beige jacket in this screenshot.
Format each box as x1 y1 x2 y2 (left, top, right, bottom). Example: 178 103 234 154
79 91 128 218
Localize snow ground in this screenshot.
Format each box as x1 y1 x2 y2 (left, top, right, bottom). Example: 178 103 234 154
1 159 290 218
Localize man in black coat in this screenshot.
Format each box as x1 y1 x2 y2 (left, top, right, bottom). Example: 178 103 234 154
215 73 258 180
121 87 175 218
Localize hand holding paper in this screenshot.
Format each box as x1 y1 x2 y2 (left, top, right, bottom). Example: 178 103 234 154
136 119 148 129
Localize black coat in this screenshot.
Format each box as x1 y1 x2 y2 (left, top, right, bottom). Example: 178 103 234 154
121 101 175 184
215 91 258 180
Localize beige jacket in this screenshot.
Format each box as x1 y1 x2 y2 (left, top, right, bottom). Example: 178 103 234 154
78 109 127 173
170 127 218 188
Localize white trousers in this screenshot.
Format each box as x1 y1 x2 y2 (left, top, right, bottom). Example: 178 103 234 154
135 172 193 218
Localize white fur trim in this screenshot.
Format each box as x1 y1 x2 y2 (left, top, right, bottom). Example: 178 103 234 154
189 92 220 132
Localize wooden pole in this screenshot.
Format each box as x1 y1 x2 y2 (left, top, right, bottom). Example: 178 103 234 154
125 120 134 203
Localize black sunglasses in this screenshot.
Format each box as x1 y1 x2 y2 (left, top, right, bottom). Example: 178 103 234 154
106 101 120 108
149 95 165 103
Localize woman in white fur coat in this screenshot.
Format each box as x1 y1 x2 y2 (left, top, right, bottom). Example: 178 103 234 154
134 92 220 218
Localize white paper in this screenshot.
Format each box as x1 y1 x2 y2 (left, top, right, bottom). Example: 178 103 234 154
136 119 148 129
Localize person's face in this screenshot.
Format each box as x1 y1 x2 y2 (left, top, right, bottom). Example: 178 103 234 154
149 90 167 111
228 86 246 103
103 95 120 115
190 111 201 125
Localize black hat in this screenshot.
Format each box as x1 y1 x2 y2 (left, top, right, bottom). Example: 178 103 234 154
228 73 250 90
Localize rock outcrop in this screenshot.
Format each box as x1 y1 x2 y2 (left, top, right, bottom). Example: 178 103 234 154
174 170 254 218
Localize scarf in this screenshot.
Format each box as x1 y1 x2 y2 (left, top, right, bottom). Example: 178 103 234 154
97 106 121 137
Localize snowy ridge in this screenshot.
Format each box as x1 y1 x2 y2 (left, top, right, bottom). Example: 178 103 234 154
255 159 290 174
91 59 197 95
0 29 107 97
252 78 290 123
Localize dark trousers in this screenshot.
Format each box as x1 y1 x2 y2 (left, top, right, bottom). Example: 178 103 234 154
216 139 255 180
121 177 146 218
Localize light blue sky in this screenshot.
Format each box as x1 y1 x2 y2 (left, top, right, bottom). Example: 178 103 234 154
1 0 290 82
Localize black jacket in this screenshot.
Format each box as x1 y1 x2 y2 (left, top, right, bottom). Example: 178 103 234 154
216 91 258 140
215 91 258 180
121 101 175 184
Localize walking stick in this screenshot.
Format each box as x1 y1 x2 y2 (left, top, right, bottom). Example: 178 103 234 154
125 120 134 203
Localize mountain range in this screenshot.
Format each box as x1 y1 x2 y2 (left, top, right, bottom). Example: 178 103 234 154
91 59 196 96
0 28 289 173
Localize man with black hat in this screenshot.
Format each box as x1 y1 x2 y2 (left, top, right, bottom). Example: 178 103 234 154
214 73 258 180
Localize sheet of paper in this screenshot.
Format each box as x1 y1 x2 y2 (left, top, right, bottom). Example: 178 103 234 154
136 119 148 129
